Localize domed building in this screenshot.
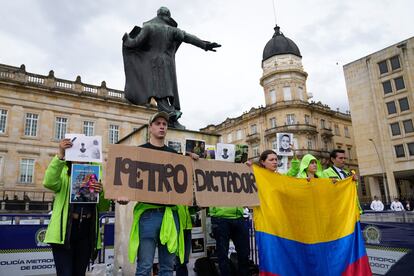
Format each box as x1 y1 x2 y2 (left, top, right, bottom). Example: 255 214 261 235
201 25 358 174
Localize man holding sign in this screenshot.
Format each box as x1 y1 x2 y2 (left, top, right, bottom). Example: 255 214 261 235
127 112 198 276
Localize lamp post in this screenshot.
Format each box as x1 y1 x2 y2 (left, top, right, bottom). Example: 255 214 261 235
369 138 390 203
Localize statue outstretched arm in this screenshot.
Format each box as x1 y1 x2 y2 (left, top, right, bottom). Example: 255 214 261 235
182 31 221 52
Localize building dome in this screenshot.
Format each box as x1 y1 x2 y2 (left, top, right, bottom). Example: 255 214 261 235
262 25 301 61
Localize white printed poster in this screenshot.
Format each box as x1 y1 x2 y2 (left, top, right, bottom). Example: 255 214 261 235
65 134 103 163
216 143 235 162
276 133 294 156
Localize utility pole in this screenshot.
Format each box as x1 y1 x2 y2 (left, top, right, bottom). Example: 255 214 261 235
369 138 390 204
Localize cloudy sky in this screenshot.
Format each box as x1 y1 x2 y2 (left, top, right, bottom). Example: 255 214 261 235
1 0 412 130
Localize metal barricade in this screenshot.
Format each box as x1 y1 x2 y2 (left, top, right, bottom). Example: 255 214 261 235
0 212 115 276
97 212 115 265
0 213 54 275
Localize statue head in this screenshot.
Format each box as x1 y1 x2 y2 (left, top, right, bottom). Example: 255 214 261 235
157 7 177 27
157 7 171 19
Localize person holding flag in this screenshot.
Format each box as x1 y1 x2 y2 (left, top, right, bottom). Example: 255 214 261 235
252 152 372 275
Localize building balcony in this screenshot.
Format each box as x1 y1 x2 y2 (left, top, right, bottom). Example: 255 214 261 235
294 149 330 160
0 64 126 101
320 127 334 138
245 132 260 144
264 124 318 137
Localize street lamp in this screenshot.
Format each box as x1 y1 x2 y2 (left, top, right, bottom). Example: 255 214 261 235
368 138 390 203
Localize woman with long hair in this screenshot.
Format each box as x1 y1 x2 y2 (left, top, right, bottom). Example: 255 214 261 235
257 149 299 176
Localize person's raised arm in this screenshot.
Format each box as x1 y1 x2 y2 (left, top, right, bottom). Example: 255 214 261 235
286 144 299 176
43 138 72 192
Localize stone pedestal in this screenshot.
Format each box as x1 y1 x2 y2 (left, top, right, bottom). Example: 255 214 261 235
114 126 219 275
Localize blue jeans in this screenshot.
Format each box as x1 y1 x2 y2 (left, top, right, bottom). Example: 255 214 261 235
175 229 192 276
211 217 250 276
135 208 179 276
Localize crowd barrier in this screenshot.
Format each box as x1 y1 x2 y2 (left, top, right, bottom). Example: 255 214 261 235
1 211 413 275
0 212 115 276
360 211 414 275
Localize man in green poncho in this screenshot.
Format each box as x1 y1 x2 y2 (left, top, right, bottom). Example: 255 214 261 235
127 111 199 276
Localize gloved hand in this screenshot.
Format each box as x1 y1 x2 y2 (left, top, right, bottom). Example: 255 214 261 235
205 42 221 52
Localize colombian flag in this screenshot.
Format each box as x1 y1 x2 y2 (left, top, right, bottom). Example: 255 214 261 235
253 165 372 276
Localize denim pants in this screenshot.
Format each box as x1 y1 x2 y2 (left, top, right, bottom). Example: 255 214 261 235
175 229 192 276
135 208 179 276
211 217 250 276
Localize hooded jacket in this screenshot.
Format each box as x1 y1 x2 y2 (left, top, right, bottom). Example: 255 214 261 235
297 154 323 178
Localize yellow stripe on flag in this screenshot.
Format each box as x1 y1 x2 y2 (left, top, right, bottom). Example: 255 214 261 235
253 165 359 244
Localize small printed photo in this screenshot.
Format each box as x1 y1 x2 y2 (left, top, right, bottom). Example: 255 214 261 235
205 145 216 160
235 144 249 163
192 211 202 228
70 164 100 204
167 140 183 154
277 156 288 173
205 217 216 246
276 133 294 156
185 139 206 158
216 143 235 162
191 237 205 253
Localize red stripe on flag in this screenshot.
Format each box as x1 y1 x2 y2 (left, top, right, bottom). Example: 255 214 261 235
260 271 280 276
342 255 372 276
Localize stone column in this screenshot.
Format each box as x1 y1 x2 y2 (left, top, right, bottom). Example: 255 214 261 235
367 176 381 199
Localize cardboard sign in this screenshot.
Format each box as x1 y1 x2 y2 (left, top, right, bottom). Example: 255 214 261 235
193 159 259 207
105 145 193 206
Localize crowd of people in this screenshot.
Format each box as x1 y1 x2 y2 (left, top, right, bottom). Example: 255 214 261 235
42 111 410 276
370 196 412 211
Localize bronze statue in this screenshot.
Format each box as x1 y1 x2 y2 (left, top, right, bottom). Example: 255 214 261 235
122 7 221 129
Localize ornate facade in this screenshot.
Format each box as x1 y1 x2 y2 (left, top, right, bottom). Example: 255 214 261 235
0 63 155 201
201 26 357 170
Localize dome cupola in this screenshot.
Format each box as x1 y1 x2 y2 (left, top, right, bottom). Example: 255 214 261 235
262 25 301 61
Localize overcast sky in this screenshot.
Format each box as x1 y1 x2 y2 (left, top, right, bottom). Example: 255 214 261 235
1 0 412 130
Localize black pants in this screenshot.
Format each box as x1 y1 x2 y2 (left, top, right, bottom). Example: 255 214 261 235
211 217 250 276
175 229 192 276
51 218 93 276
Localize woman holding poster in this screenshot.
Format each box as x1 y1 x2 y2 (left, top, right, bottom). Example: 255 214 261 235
43 138 110 276
257 149 299 176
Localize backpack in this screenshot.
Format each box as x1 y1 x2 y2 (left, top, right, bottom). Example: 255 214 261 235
194 256 219 276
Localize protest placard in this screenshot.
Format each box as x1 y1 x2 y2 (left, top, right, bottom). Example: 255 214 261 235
70 164 100 203
105 145 259 207
105 145 194 205
193 159 259 207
